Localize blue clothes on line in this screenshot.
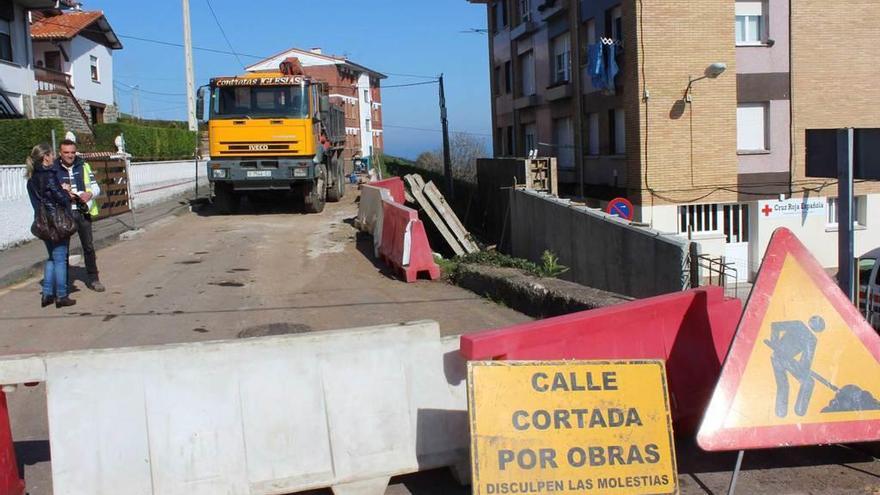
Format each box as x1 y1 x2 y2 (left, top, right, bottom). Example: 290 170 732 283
586 42 620 90
587 43 605 88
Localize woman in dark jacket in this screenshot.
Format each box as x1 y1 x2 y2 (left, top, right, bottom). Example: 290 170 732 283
26 143 76 308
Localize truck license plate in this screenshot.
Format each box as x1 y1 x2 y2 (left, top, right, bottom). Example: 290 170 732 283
247 170 272 178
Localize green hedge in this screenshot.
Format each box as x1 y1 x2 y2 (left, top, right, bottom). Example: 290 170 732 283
0 119 65 165
94 122 197 161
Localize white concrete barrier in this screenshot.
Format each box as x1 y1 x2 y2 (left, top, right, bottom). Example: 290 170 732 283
0 320 469 495
356 184 392 257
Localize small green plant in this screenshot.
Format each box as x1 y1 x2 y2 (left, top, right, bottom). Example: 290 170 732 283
539 250 569 278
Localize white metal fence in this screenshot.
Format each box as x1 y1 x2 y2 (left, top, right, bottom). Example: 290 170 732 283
0 159 208 250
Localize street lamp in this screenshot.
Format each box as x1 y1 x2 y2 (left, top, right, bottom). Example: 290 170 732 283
685 62 727 102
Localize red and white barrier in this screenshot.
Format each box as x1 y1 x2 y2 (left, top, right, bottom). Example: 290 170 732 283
460 287 742 433
370 177 406 204
379 199 440 283
0 392 23 495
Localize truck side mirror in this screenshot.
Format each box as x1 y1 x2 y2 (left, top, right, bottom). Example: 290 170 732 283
196 86 206 120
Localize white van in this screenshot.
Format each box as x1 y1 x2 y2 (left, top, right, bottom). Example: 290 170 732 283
858 247 880 331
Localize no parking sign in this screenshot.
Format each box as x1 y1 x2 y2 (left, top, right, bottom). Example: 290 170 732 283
605 198 634 221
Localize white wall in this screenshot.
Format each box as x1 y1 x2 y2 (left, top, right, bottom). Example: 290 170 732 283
357 73 372 156
69 37 113 105
0 160 208 250
0 3 36 113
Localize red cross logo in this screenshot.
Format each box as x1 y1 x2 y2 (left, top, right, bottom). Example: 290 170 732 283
762 204 773 217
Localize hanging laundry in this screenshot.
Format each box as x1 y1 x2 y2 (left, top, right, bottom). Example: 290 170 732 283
605 43 619 91
587 43 605 89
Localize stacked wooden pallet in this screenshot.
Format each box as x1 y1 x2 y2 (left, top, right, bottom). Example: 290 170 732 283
403 174 479 256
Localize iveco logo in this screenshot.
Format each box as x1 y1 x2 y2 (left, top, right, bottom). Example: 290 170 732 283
248 144 269 151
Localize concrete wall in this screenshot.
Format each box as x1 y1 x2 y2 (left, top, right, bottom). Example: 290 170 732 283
0 160 208 250
509 189 689 298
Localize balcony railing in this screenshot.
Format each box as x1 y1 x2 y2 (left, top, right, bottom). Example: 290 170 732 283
34 67 74 95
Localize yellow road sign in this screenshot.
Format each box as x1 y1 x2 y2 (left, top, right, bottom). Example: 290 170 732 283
698 228 880 451
468 360 678 495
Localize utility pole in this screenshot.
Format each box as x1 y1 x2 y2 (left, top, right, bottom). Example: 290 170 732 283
131 85 141 119
182 0 197 131
439 73 453 198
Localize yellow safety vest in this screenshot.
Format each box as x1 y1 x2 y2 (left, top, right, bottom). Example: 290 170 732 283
83 162 100 217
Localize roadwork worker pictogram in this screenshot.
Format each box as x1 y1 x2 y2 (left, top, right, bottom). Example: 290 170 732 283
764 316 826 418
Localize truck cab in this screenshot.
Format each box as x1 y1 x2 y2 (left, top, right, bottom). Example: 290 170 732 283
857 248 880 331
197 61 345 214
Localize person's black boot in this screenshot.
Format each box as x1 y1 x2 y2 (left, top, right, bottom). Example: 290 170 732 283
55 297 76 308
41 295 55 307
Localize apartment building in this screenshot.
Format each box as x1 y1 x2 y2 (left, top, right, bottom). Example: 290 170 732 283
246 47 385 169
470 0 880 280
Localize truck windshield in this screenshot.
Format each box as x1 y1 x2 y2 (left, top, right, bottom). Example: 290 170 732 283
211 85 308 119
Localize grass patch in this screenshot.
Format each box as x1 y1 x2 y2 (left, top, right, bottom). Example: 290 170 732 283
437 250 568 281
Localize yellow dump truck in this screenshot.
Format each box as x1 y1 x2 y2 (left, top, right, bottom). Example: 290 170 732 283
197 59 345 213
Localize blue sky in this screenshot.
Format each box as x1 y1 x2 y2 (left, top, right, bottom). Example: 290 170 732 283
84 0 492 159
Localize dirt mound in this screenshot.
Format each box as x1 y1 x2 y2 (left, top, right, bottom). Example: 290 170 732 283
821 385 880 413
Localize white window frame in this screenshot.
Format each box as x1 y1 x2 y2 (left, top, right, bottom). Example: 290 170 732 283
363 89 369 102
520 50 535 96
551 32 571 84
365 118 371 132
827 196 866 228
587 112 599 155
736 103 768 151
89 55 100 82
735 1 764 45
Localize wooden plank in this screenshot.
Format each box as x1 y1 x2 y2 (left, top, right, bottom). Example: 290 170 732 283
422 181 480 254
403 175 466 257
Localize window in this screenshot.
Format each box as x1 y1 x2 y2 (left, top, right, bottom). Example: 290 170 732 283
363 89 369 102
506 126 514 155
518 0 530 22
678 204 721 234
89 56 99 82
45 51 62 71
519 50 535 96
551 32 571 84
828 196 866 227
735 1 764 45
553 117 574 169
587 113 599 155
366 119 371 132
678 203 750 242
523 123 536 154
607 5 623 41
585 19 597 45
609 108 625 155
504 61 512 93
493 0 508 33
736 103 768 151
0 16 11 63
493 66 501 95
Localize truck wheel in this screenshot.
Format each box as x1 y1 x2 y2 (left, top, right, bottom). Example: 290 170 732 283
327 157 344 203
213 183 238 214
304 164 327 213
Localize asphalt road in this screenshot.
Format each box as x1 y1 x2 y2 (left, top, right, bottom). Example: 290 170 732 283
0 186 878 494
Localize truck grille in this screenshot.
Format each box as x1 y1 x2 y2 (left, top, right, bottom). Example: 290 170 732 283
218 141 298 155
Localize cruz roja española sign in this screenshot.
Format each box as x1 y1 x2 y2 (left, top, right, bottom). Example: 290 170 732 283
467 360 678 495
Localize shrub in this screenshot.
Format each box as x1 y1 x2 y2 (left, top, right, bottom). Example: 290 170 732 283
93 122 197 161
0 119 65 164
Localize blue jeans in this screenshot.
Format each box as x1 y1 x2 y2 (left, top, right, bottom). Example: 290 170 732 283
42 240 69 298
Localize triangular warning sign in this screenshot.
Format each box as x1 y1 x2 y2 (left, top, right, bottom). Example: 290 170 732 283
698 227 880 451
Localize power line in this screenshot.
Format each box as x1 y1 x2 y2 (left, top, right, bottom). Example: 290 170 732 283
204 0 245 69
115 81 186 97
383 124 490 137
380 80 439 89
381 71 439 79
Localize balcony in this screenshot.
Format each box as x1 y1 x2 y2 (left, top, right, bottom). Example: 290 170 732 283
514 94 541 110
545 81 572 101
34 68 74 95
538 0 568 20
510 20 538 41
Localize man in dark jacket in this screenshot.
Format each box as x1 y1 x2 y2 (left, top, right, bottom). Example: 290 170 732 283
53 139 105 292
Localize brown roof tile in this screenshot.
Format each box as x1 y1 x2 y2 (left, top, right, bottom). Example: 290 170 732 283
31 11 104 41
